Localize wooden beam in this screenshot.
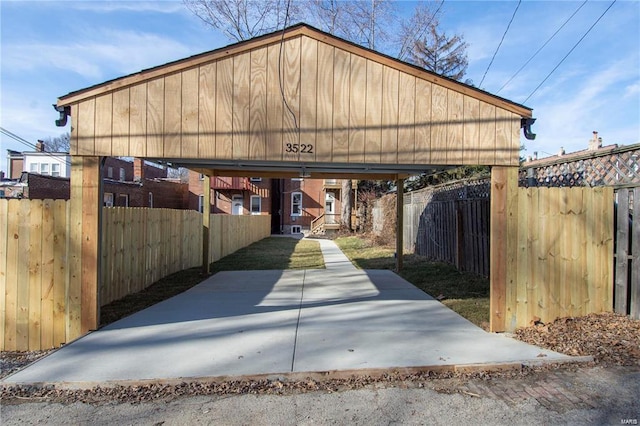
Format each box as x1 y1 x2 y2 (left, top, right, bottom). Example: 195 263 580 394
202 175 211 275
490 166 518 332
396 176 404 272
70 156 102 337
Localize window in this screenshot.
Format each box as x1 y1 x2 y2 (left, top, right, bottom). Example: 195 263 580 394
250 196 261 215
107 167 113 178
117 194 129 207
148 192 153 208
30 163 38 173
291 225 301 234
198 195 204 213
104 193 114 207
291 192 302 216
51 163 60 177
250 177 262 182
291 177 303 181
119 168 125 181
40 163 49 175
199 173 205 180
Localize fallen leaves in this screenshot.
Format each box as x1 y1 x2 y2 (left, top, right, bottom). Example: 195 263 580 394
514 312 640 367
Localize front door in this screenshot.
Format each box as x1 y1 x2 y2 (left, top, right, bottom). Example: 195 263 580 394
232 195 243 215
325 192 336 224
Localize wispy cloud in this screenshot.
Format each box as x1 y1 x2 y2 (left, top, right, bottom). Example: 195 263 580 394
3 29 199 81
65 1 186 14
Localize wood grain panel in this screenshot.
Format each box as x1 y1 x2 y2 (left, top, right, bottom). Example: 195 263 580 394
447 90 464 164
77 99 96 155
509 112 521 166
80 157 100 333
430 85 447 164
478 102 496 165
112 89 130 156
129 83 147 157
216 57 234 159
250 47 268 160
181 68 199 158
333 49 350 163
198 63 217 158
28 200 42 350
282 38 301 163
4 200 19 350
54 200 68 346
146 78 165 157
414 79 432 164
94 94 113 156
300 37 318 162
0 200 6 349
163 73 182 158
397 73 415 164
40 200 55 349
16 201 30 350
70 104 79 156
233 53 250 159
365 60 382 163
348 54 366 163
381 66 399 164
266 44 283 161
495 108 511 166
463 96 480 165
316 42 334 162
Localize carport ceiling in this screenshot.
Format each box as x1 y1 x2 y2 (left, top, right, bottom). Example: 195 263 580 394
57 24 532 173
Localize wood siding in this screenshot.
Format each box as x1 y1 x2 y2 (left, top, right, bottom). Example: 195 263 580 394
0 199 271 351
69 35 522 167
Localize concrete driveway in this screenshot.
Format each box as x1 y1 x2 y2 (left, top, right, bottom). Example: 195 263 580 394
3 239 574 385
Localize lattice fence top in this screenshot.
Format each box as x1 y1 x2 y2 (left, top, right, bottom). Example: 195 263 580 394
520 145 640 188
405 179 491 205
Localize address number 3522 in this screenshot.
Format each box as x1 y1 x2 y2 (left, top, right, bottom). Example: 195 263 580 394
285 143 314 154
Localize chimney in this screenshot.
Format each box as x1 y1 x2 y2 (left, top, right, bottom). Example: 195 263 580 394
36 140 45 152
133 158 144 183
588 131 602 151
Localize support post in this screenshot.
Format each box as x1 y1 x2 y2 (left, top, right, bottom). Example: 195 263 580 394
396 176 404 272
490 166 518 332
69 156 102 338
202 175 211 275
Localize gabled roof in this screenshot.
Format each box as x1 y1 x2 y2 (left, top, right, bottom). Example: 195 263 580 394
58 23 532 118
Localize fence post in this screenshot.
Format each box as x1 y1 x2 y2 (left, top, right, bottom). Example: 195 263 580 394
202 175 211 275
490 166 518 332
396 176 404 272
69 156 102 338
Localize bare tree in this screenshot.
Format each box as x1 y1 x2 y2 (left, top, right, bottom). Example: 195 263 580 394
43 132 70 152
308 0 396 50
407 24 468 81
394 1 441 61
183 0 303 41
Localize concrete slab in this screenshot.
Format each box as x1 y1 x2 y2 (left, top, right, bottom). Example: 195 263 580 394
3 240 574 385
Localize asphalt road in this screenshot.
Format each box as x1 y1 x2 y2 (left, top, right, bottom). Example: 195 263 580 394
3 366 639 425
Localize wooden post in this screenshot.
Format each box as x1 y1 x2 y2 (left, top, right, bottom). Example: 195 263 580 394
202 175 211 275
489 166 518 332
396 176 404 272
69 156 102 337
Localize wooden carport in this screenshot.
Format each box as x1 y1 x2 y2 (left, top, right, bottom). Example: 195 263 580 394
55 24 532 338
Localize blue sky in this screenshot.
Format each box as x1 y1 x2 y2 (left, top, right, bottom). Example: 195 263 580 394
1 0 638 174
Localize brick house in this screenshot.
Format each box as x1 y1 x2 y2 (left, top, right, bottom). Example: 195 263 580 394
186 170 353 235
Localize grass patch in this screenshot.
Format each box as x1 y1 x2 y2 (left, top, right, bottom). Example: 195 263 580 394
100 237 323 327
335 236 490 330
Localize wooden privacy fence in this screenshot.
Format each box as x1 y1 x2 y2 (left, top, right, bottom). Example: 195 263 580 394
614 187 639 319
505 187 614 330
403 184 615 330
404 181 490 276
1 199 271 351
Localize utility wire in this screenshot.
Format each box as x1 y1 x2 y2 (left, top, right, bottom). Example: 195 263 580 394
1 126 72 166
523 0 617 103
479 0 522 88
278 0 299 131
496 0 588 95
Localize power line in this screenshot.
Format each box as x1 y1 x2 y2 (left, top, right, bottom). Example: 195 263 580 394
479 0 522 88
523 0 617 104
0 127 72 166
496 0 588 95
